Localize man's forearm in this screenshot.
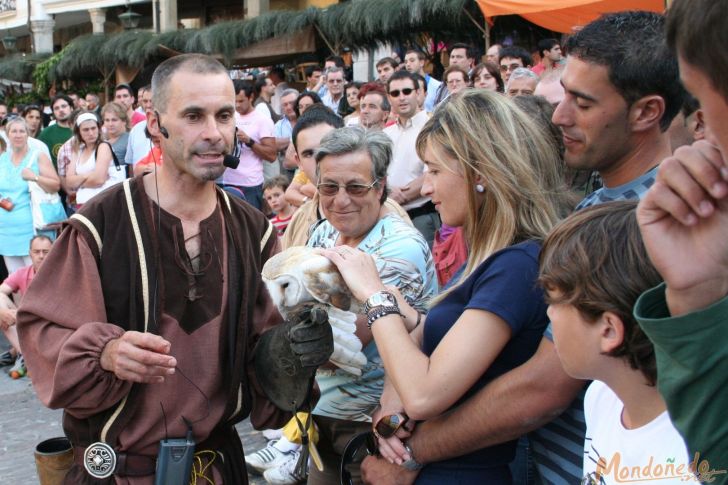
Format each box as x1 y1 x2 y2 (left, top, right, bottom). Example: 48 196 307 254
407 339 584 463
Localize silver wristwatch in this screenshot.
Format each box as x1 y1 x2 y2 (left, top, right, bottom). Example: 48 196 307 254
401 443 424 471
364 290 400 328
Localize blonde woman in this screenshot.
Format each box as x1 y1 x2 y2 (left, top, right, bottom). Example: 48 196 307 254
324 90 572 484
101 101 130 164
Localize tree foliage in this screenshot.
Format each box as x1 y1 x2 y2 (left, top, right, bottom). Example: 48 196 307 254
21 0 481 86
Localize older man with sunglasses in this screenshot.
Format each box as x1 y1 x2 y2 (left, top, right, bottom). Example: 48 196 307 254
384 71 440 247
301 126 437 485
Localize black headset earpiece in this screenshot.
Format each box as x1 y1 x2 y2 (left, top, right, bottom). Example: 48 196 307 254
154 110 169 139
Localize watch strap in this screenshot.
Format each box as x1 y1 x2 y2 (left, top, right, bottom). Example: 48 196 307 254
401 443 424 471
366 305 401 328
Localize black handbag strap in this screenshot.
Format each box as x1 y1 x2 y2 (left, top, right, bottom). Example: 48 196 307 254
96 141 122 171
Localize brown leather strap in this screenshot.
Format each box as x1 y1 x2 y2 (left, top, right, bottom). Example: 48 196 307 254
73 446 156 477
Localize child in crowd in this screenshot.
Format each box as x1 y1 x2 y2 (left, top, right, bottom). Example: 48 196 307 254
539 201 693 484
264 176 296 236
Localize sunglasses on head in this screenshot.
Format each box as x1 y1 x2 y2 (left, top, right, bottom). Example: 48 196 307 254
388 88 415 98
317 179 379 197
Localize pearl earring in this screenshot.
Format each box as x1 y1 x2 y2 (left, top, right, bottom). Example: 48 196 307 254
475 184 485 193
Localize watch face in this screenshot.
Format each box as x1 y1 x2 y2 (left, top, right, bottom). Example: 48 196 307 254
369 291 396 307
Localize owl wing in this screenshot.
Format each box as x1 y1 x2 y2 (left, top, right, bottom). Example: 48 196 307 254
327 307 367 376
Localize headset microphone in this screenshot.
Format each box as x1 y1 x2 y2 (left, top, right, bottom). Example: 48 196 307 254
154 110 170 139
223 154 239 169
223 127 241 169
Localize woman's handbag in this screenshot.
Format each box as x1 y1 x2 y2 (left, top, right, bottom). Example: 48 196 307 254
28 180 66 231
24 152 66 231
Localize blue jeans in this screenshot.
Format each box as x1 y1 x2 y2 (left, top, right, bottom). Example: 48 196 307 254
221 183 263 211
509 436 536 485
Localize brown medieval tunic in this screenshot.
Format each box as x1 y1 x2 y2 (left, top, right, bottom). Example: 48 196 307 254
17 177 288 484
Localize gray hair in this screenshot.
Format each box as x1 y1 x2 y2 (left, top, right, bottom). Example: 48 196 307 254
5 116 29 133
152 54 229 112
314 126 392 204
325 66 345 77
281 88 300 100
507 67 539 90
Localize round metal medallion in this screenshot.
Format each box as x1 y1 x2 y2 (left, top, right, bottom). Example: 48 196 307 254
83 441 116 479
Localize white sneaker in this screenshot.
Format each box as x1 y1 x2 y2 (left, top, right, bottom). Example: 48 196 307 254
262 428 284 441
245 441 294 473
263 451 306 485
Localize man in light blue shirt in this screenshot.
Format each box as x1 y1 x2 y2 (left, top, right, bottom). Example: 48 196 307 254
404 49 442 113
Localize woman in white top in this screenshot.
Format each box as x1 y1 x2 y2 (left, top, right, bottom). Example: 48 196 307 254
64 111 125 208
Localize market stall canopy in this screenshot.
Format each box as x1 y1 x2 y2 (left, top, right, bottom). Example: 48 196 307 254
476 0 665 33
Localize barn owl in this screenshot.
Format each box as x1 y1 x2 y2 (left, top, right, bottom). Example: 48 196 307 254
262 246 367 376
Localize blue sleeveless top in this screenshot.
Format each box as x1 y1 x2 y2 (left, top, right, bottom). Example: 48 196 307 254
0 149 39 256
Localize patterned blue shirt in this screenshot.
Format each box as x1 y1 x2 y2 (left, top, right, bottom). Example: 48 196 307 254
307 214 437 422
530 164 659 484
575 166 658 210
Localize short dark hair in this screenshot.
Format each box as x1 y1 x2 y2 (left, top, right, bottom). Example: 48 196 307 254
539 200 662 385
254 77 269 97
499 46 532 67
291 104 344 150
566 11 685 131
386 70 419 92
233 79 254 98
681 92 700 119
263 175 290 193
537 38 559 57
115 83 134 97
666 0 728 102
305 65 322 78
325 55 345 68
268 67 286 82
376 57 398 70
405 49 426 61
51 94 73 111
449 43 477 60
152 54 229 112
294 91 322 118
412 73 427 93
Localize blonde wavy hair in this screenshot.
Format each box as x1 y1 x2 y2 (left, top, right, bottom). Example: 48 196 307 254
416 89 572 301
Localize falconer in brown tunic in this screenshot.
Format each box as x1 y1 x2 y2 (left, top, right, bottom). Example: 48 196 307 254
16 54 331 484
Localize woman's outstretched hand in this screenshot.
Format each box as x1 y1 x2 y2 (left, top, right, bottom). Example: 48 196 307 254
318 247 387 302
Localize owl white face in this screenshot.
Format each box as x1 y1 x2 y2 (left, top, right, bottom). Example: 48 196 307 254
263 273 312 316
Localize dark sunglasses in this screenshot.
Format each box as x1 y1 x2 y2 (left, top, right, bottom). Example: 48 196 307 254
374 413 409 439
388 88 415 98
340 432 378 485
317 179 379 197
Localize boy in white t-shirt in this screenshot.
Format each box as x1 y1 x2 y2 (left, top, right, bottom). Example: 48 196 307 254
538 201 695 484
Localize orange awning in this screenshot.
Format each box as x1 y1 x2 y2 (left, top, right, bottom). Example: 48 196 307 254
476 0 666 33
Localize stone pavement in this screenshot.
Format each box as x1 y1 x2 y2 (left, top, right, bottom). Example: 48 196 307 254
0 339 272 484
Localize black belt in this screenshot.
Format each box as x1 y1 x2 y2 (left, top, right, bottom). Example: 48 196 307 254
406 201 437 220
